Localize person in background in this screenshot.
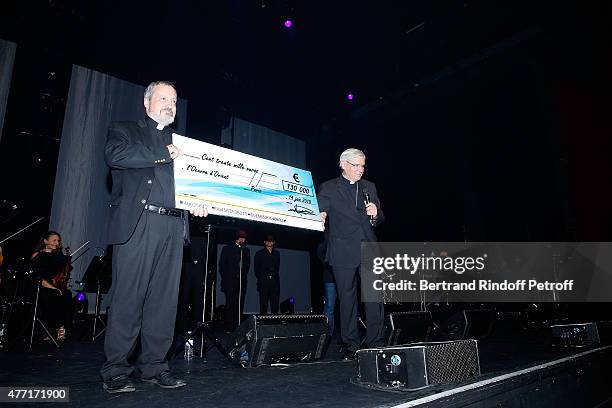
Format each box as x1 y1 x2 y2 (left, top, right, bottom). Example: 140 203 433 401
31 231 73 342
219 229 250 331
254 235 280 315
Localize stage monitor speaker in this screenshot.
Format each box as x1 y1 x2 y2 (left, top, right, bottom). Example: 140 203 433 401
444 308 496 340
551 321 612 347
463 309 496 339
356 339 480 390
226 315 328 367
384 311 432 346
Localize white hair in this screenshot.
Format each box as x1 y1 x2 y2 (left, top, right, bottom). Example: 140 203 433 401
144 81 176 101
339 148 365 168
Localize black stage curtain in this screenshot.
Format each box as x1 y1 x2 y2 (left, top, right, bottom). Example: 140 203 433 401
49 65 188 303
221 116 306 169
0 39 17 144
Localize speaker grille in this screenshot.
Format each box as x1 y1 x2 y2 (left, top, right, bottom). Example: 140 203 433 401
424 340 480 384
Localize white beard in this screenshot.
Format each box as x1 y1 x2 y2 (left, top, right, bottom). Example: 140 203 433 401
148 109 175 126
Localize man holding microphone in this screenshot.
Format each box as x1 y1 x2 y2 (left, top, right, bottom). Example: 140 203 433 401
317 148 385 360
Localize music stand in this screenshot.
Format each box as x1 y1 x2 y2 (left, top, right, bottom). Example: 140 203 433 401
80 255 112 341
171 223 245 363
24 278 60 349
10 253 71 350
186 224 233 363
9 279 60 350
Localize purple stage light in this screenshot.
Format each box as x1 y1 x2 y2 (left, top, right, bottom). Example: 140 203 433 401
347 93 354 101
284 19 293 28
289 297 295 305
76 291 86 302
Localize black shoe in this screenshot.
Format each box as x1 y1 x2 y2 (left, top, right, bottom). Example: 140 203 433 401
142 370 186 389
103 374 136 394
343 350 358 361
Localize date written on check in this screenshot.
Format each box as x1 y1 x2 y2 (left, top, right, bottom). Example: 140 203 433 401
172 133 323 231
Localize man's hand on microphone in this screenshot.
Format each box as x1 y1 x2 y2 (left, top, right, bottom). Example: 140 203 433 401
365 202 378 218
166 144 181 160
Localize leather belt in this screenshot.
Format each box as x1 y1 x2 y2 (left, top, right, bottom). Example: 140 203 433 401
144 204 185 218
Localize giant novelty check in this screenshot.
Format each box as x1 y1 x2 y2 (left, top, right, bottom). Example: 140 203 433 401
172 134 323 231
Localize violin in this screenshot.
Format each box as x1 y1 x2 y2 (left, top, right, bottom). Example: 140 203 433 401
50 247 73 292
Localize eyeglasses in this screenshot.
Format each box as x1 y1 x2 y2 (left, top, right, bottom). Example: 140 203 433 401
346 161 365 170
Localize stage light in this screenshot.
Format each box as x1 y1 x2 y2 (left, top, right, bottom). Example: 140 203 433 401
284 19 293 28
73 291 89 322
347 93 354 101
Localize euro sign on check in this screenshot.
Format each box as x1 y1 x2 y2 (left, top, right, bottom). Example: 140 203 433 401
172 134 324 231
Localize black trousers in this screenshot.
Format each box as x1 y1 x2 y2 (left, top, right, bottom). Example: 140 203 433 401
101 211 184 380
38 287 73 330
175 262 204 335
258 277 279 315
333 265 384 352
223 282 246 331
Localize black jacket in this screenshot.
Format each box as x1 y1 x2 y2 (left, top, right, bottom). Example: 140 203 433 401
254 248 280 287
104 120 173 245
219 243 251 292
317 176 384 268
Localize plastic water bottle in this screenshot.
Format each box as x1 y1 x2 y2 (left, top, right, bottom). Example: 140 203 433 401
185 331 194 361
239 350 249 365
0 323 7 349
0 303 8 349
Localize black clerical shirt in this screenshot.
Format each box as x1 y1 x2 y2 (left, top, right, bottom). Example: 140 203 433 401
338 176 366 241
144 116 175 208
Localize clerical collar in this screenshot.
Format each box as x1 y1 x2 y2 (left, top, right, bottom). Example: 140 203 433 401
145 115 165 131
342 174 356 185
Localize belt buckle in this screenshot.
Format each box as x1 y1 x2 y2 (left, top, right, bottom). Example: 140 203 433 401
158 207 167 215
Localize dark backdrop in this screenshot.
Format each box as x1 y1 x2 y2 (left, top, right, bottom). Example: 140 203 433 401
1 1 612 310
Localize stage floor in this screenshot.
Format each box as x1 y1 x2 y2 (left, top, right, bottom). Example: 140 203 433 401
1 323 612 408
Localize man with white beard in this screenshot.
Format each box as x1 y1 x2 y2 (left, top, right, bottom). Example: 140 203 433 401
100 81 207 393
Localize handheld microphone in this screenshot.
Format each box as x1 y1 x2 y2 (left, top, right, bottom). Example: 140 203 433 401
362 188 375 226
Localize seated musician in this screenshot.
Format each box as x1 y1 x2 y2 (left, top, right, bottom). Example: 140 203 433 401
31 231 74 341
